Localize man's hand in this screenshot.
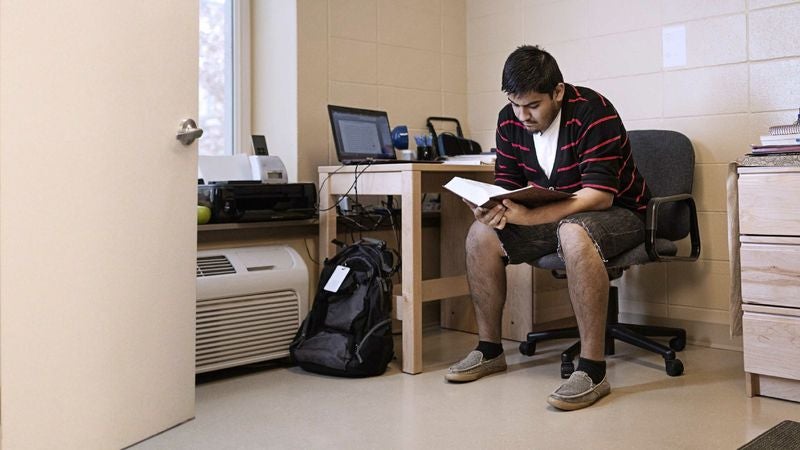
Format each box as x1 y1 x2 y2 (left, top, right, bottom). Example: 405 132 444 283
501 199 531 224
464 199 508 229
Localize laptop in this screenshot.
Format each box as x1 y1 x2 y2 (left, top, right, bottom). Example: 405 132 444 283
327 105 442 165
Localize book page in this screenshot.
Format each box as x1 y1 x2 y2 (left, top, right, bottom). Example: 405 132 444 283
444 176 573 209
443 177 508 205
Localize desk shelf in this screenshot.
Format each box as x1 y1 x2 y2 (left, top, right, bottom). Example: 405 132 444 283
198 218 318 232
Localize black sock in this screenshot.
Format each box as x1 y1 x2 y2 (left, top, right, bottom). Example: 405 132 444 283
576 357 606 384
475 341 503 360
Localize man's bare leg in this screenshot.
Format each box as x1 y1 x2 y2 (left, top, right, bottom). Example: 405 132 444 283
445 221 509 382
547 222 612 409
465 221 507 343
557 222 609 361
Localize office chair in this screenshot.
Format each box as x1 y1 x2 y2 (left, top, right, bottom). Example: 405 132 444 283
518 130 700 378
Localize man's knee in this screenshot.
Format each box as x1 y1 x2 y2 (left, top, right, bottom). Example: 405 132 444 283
557 222 595 258
466 221 502 258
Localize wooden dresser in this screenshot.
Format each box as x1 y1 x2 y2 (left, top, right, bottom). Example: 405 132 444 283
737 165 800 402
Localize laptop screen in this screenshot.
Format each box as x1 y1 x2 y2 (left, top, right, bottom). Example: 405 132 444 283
328 105 395 162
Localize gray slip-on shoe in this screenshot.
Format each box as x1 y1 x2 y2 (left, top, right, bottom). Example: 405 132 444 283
445 350 507 382
547 370 611 411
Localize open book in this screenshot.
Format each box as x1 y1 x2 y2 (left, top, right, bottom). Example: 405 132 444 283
443 176 573 209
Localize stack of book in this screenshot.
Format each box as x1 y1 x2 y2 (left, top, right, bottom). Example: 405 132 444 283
751 109 800 155
769 114 800 135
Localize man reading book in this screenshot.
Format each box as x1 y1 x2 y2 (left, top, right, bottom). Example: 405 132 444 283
446 45 651 411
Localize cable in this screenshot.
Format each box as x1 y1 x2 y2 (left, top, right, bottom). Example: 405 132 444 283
316 162 373 213
303 237 319 266
315 164 346 212
353 163 360 210
382 198 401 254
315 163 407 254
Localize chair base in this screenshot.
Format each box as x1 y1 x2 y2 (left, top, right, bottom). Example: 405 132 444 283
518 286 686 378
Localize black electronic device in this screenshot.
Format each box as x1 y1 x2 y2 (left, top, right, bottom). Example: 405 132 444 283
328 105 395 162
198 182 316 223
426 116 482 157
327 105 442 164
252 135 269 155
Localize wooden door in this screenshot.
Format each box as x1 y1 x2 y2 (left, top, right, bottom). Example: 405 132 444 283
0 1 198 447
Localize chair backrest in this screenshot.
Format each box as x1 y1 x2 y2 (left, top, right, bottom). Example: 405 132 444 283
627 130 695 241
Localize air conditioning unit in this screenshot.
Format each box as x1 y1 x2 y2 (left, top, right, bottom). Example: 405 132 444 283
195 245 309 373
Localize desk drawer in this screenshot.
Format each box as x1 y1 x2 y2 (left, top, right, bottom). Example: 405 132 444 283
741 243 800 308
739 172 800 236
743 310 800 380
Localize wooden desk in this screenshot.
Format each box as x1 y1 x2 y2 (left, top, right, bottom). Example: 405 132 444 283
318 163 493 374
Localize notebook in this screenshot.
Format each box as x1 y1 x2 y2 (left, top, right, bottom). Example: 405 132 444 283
327 105 442 165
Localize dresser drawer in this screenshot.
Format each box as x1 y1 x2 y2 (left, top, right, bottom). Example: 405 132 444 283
743 310 800 380
739 172 800 236
741 243 800 308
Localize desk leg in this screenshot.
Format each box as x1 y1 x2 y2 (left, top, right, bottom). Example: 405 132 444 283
401 170 423 374
319 172 337 263
745 372 759 397
439 191 477 333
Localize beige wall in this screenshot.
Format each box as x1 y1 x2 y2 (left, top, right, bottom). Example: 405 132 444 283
466 0 800 348
294 0 469 183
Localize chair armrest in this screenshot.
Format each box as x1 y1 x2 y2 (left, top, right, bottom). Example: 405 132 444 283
645 193 701 262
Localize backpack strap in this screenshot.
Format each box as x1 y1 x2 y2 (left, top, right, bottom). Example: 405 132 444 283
359 237 383 246
385 248 401 277
331 238 400 277
361 238 400 277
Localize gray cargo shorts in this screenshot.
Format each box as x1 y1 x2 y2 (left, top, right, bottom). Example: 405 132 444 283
494 207 646 265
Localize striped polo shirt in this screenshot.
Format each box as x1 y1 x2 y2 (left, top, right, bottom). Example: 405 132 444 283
494 83 650 214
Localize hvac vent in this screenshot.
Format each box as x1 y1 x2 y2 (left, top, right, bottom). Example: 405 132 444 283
196 245 309 373
196 290 300 373
197 255 236 277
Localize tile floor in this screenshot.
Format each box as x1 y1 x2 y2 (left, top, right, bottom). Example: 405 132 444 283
133 328 800 449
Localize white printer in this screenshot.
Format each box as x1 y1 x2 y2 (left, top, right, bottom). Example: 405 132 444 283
198 154 288 184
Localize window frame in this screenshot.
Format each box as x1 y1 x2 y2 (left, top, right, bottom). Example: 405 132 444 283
231 0 251 155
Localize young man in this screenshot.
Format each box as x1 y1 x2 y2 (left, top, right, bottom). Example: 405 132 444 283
446 45 650 411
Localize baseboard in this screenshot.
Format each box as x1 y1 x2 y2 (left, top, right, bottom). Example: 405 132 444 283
619 312 743 352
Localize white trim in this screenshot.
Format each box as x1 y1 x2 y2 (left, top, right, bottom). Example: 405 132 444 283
223 1 234 154
233 0 252 154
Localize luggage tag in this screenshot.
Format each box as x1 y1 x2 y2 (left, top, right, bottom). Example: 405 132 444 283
323 265 351 293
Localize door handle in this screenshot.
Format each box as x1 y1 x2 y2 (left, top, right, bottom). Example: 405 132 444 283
176 118 203 145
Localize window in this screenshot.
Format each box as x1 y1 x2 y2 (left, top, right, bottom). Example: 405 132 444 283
198 0 250 156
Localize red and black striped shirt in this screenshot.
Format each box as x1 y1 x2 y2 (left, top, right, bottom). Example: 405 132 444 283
495 84 650 214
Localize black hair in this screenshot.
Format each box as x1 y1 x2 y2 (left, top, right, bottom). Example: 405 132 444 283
501 45 563 96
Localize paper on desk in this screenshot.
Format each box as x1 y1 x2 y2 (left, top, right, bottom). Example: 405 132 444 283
441 154 496 165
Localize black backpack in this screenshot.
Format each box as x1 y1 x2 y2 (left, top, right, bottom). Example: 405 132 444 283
290 238 399 377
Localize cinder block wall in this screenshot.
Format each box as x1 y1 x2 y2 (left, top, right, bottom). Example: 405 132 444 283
293 0 470 183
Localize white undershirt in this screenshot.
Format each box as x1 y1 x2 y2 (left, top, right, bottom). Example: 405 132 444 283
532 108 562 179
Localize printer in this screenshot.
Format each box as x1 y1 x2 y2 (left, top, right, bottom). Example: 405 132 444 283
198 155 316 223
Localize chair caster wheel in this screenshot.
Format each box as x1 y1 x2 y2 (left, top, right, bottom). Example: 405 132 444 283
669 336 686 352
519 342 536 356
560 362 574 379
665 358 684 377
